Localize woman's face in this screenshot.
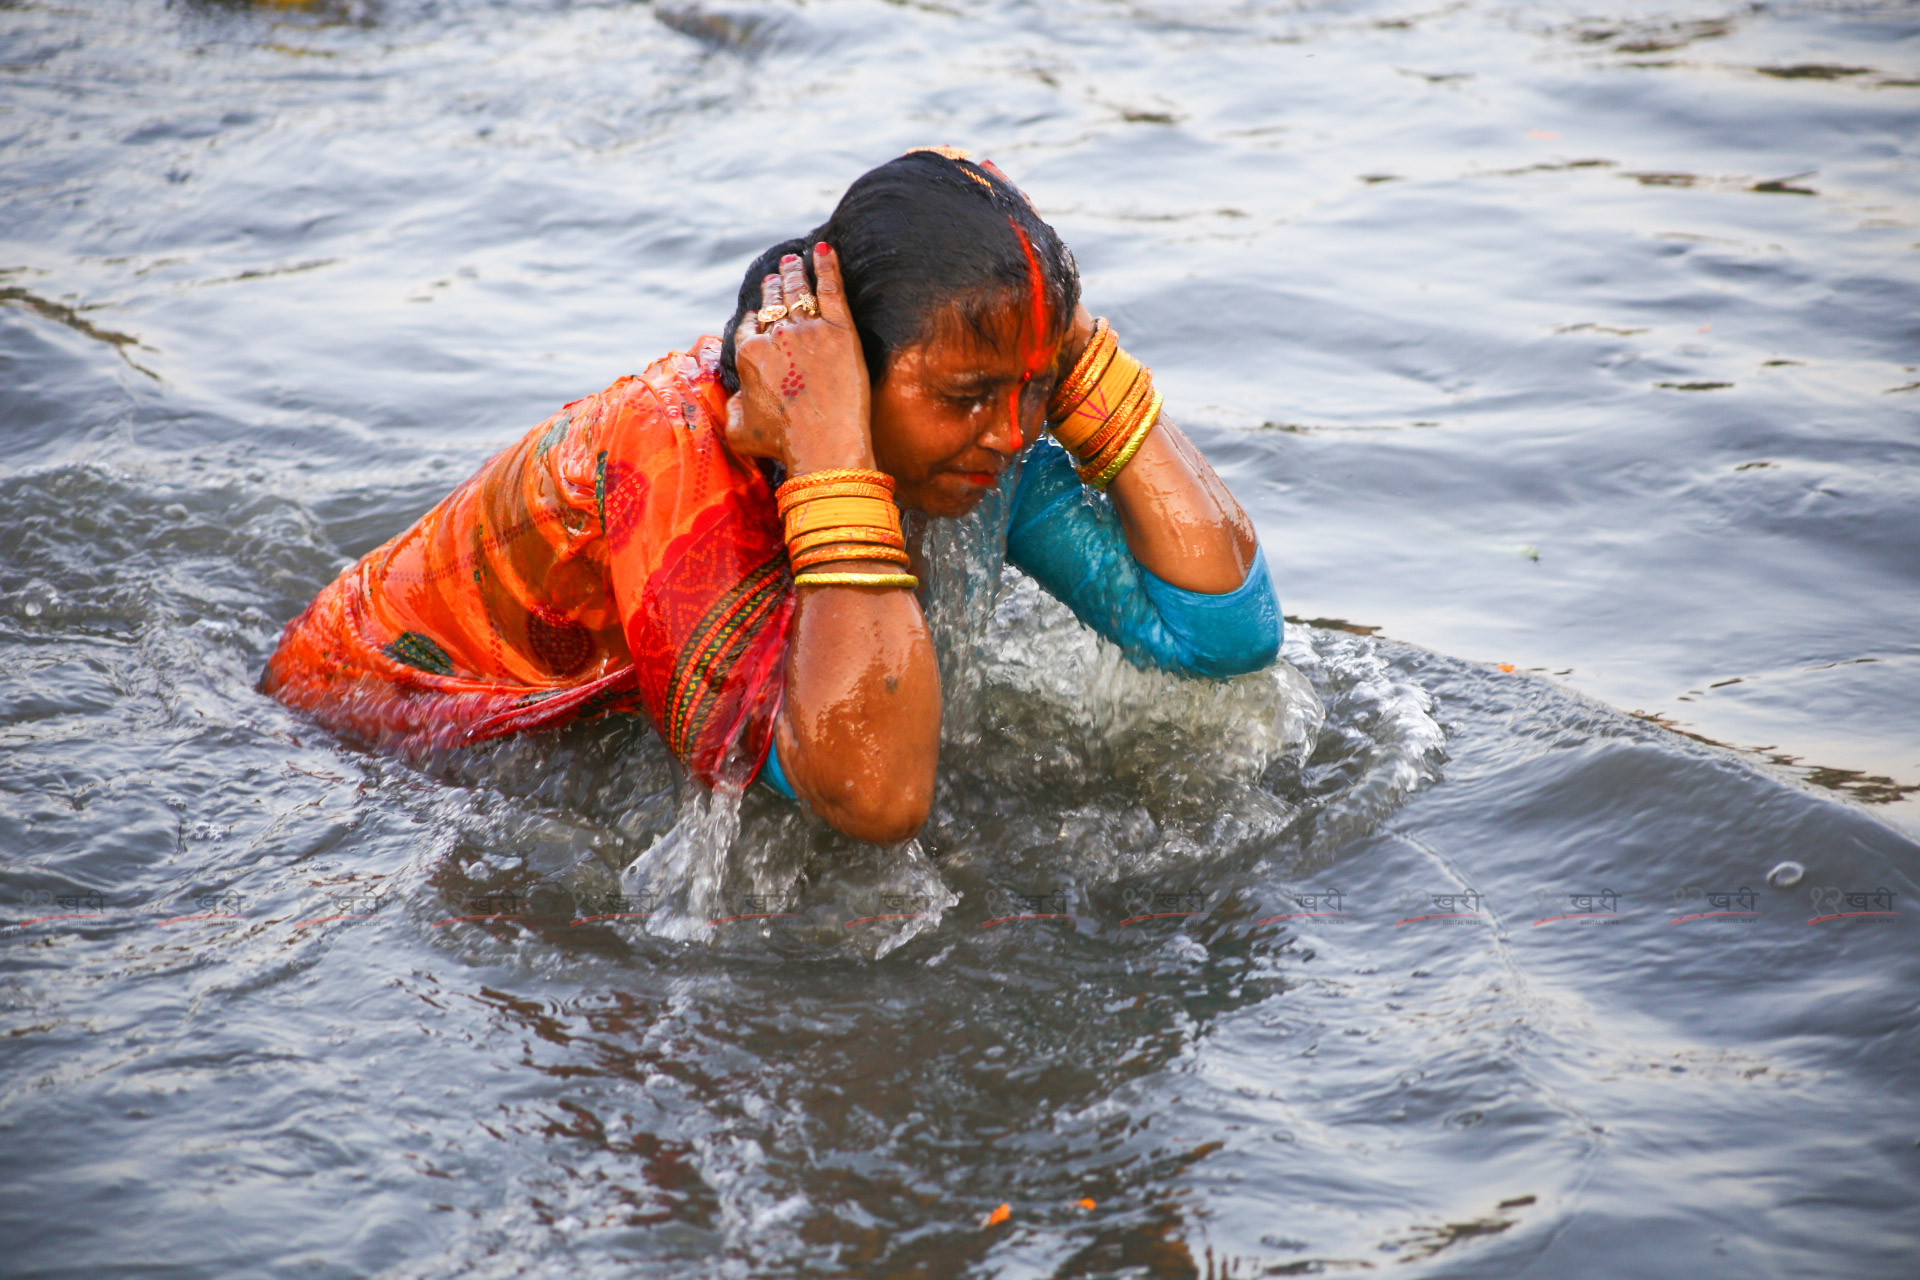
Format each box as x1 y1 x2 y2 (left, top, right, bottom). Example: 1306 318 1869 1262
870 302 1060 517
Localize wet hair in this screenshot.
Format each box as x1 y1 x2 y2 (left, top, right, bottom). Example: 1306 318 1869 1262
718 151 1080 393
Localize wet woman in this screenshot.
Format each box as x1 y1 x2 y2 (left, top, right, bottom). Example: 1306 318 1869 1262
262 148 1280 843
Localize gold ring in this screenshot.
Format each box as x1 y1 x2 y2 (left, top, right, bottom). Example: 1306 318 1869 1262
787 294 820 320
755 303 788 330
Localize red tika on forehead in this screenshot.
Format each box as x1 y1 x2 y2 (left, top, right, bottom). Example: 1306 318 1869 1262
1008 217 1052 377
1006 218 1054 453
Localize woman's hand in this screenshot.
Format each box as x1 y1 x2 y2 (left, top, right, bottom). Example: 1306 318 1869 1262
1049 301 1098 398
724 243 876 474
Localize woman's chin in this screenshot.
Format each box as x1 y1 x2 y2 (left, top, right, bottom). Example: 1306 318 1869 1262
902 475 994 519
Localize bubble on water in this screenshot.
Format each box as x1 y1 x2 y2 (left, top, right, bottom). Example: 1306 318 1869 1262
14 580 57 619
1767 861 1805 888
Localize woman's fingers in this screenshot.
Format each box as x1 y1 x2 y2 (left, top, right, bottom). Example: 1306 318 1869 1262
778 253 811 311
735 288 766 349
811 242 851 325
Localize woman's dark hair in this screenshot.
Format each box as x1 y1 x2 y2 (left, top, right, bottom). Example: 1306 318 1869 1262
718 151 1080 393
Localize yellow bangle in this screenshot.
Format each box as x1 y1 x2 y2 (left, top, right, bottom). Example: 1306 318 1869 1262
787 524 906 555
793 571 920 589
1082 392 1161 489
784 495 902 539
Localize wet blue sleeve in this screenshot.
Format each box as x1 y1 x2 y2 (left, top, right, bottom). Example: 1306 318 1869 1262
759 737 796 800
1006 438 1281 679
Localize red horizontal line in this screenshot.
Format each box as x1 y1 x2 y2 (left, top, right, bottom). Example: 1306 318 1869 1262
569 913 652 925
1118 912 1208 927
1808 911 1897 925
290 914 374 929
156 913 243 926
1532 912 1620 926
981 913 1075 929
843 914 932 927
6 914 106 928
1254 912 1348 924
1669 911 1758 925
707 913 798 925
1393 913 1483 927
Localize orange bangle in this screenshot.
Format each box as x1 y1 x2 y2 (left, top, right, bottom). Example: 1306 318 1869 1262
788 524 907 556
776 481 894 516
1081 391 1161 489
1053 349 1144 453
1070 400 1134 467
1101 364 1156 444
1049 319 1118 421
776 468 893 501
784 495 902 539
790 543 912 571
1071 366 1152 465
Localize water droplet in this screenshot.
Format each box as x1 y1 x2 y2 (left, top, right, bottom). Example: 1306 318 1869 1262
1767 861 1805 888
17 581 56 618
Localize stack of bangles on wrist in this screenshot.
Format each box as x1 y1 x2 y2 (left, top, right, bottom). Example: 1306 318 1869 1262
1047 318 1163 489
776 468 919 589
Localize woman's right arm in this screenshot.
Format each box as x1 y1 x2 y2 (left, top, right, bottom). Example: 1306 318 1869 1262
727 245 941 843
1007 437 1281 681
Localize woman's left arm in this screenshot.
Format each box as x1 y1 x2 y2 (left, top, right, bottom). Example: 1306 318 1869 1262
1054 304 1258 592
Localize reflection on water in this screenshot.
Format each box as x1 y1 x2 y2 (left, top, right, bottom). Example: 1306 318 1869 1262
4 0 1919 1276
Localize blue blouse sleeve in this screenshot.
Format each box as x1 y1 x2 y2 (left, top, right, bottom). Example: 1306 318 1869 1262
1005 437 1281 680
759 736 796 800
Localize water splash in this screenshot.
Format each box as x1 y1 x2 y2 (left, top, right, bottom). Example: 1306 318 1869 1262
1283 626 1447 858
904 450 1025 750
620 782 747 941
398 449 1431 951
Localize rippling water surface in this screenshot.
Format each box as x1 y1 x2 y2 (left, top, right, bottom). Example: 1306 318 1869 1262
3 0 1918 1275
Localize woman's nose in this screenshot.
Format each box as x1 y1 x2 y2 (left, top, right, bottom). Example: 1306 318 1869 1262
981 386 1034 455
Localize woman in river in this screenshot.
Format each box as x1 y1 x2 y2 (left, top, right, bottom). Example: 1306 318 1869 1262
262 148 1280 843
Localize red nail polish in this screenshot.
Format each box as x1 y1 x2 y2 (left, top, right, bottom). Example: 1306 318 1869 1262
781 254 800 265
815 242 832 255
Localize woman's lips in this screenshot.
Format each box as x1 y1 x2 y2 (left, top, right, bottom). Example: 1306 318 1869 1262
953 470 999 488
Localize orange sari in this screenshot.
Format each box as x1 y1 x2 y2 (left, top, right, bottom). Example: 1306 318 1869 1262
262 337 794 789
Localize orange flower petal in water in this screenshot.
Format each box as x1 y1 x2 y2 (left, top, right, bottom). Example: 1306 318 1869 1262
1498 664 1515 672
1078 1198 1097 1211
984 1203 1011 1227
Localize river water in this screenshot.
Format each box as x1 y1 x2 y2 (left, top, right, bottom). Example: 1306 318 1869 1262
3 0 1918 1275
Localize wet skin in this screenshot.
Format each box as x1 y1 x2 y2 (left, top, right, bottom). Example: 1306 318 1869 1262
726 242 1257 843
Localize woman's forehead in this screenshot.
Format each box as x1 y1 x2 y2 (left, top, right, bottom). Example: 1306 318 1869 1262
912 303 1058 381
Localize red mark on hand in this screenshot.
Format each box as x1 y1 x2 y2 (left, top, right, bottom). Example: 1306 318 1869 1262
779 365 805 398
